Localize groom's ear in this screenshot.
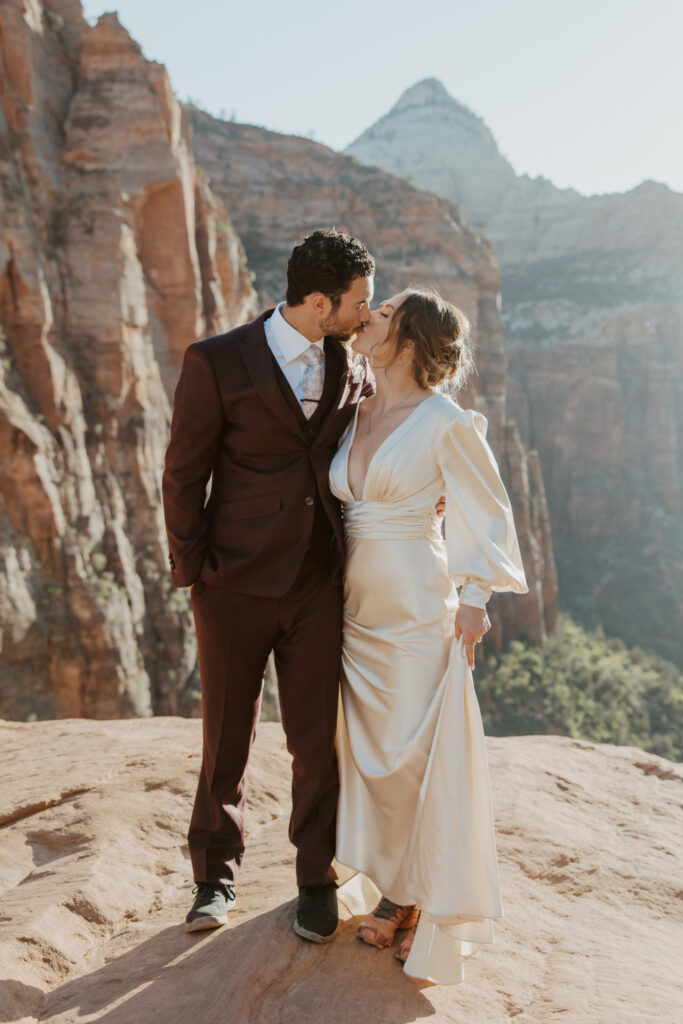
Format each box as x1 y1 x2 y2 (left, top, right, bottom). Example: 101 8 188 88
309 292 332 316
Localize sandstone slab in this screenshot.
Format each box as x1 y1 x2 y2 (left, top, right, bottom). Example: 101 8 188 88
1 718 681 1023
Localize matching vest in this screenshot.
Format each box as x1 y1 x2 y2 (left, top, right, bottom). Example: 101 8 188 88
270 350 339 574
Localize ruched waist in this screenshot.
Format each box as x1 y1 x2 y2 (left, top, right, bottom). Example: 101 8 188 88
343 501 442 541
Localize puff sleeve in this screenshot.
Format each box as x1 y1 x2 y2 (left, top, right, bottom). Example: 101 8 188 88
436 406 528 608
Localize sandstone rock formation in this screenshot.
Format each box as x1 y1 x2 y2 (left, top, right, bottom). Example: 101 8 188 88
191 109 557 646
347 79 683 665
348 78 519 233
0 3 559 725
506 303 683 663
1 717 681 1023
347 79 683 281
0 0 256 720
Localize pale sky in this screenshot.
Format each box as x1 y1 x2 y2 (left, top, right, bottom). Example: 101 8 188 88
81 0 683 197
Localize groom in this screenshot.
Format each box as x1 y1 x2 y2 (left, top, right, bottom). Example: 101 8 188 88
163 229 375 943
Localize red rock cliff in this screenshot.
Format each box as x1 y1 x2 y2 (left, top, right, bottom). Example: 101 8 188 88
0 1 255 719
190 110 557 646
346 78 683 665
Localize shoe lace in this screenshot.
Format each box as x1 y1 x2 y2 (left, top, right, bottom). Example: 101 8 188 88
192 882 236 902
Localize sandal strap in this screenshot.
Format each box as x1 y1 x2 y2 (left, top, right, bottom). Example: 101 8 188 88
374 897 414 922
396 921 420 963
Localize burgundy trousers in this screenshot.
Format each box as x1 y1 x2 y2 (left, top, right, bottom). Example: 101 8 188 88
188 550 343 888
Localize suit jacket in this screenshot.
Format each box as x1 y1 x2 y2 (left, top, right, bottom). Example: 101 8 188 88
162 309 375 594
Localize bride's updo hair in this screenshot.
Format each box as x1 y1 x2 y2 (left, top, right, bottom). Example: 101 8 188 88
388 287 473 391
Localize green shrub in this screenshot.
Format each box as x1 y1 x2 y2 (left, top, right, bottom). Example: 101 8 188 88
476 615 683 761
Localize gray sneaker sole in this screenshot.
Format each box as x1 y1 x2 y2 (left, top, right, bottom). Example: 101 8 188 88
292 918 337 944
185 913 228 933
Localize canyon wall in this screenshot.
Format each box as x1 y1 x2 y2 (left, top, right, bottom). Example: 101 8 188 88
347 79 683 665
191 109 557 646
0 0 255 719
0 4 558 722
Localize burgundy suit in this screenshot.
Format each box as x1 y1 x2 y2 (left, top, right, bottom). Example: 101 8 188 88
162 309 374 887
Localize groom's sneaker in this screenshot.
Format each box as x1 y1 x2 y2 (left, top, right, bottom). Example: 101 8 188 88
293 883 338 943
185 881 235 933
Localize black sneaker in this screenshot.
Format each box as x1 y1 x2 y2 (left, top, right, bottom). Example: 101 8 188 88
293 883 338 943
185 882 235 933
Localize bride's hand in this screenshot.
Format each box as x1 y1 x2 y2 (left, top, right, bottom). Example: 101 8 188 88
435 495 445 518
454 604 491 669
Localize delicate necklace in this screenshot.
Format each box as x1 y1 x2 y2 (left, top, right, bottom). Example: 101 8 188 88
362 390 426 437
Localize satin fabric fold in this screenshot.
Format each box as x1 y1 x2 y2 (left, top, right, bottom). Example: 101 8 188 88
329 392 528 984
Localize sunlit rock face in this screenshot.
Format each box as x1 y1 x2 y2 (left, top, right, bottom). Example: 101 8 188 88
2 717 681 1023
191 109 557 646
347 77 520 233
0 1 255 719
347 79 683 665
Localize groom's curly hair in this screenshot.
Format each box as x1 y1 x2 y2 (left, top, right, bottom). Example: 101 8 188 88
286 229 375 309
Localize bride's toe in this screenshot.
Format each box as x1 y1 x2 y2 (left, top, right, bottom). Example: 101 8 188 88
356 921 387 948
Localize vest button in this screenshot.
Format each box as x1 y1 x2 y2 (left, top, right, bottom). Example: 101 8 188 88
304 496 315 506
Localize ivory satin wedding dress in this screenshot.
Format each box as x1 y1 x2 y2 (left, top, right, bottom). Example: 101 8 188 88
329 391 528 984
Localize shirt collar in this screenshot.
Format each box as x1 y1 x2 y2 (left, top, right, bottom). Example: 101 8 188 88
270 303 324 365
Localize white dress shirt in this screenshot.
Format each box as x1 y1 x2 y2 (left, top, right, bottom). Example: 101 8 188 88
264 303 325 404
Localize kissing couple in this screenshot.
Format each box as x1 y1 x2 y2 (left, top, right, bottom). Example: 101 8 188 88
162 229 527 985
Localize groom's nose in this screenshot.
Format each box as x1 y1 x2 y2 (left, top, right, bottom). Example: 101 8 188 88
359 304 371 324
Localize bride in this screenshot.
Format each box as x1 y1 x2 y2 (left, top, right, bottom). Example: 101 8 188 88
329 287 528 984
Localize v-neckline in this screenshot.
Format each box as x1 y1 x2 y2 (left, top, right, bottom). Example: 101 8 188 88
345 394 439 502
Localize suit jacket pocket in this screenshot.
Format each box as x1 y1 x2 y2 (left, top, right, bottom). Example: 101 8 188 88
218 493 280 522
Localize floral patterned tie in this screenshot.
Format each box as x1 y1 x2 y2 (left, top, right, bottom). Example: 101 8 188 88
301 344 324 419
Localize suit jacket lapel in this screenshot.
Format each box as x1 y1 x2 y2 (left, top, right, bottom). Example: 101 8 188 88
311 336 346 424
239 311 306 439
239 313 357 442
313 338 355 446
327 337 353 410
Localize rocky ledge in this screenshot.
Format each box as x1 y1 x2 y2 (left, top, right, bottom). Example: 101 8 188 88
1 718 681 1023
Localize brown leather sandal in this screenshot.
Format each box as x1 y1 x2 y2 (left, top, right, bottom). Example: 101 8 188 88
394 915 420 964
356 897 420 949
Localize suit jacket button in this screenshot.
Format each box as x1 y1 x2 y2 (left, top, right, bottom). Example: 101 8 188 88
304 496 315 506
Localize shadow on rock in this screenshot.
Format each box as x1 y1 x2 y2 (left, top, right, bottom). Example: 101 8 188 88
0 979 46 1022
40 900 435 1023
